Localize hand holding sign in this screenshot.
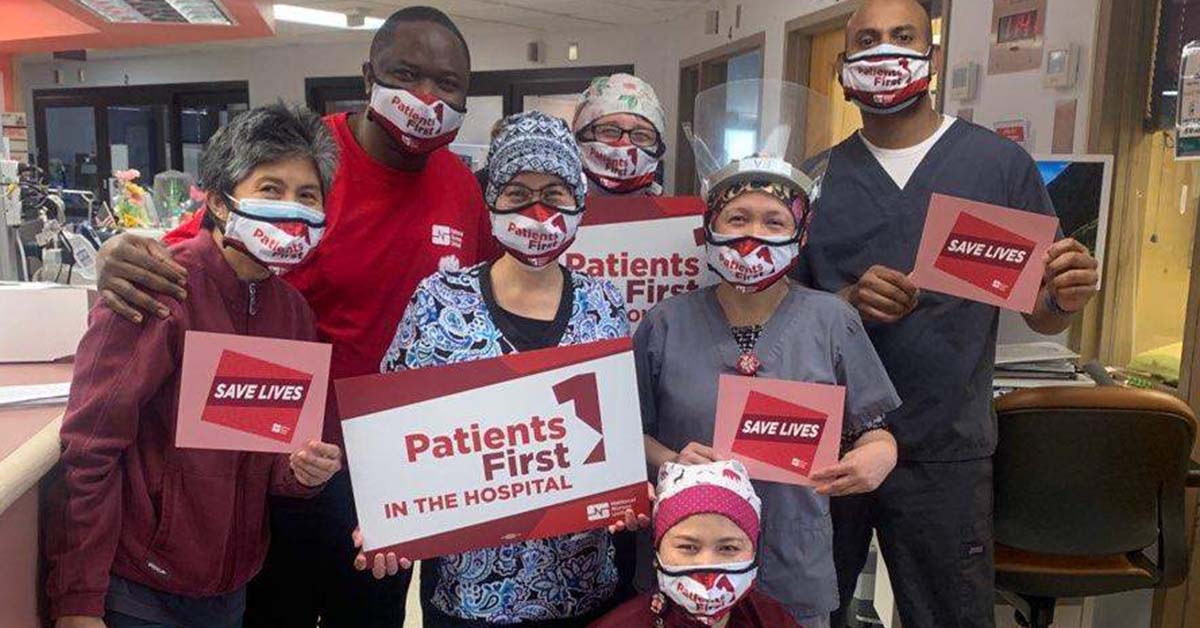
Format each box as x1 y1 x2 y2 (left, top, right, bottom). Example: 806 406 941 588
1043 238 1099 313
842 265 921 324
811 430 897 496
289 440 342 487
352 527 412 579
675 441 725 465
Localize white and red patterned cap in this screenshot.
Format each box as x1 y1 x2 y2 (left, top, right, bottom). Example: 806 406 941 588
573 73 666 137
654 460 762 547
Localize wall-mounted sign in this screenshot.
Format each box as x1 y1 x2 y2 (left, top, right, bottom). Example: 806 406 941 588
988 0 1047 75
993 118 1032 151
1176 40 1200 161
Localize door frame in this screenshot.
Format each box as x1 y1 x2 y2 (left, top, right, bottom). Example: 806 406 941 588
32 80 249 192
674 32 766 195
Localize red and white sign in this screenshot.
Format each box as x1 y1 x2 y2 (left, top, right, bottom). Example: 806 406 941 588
910 193 1059 313
337 338 650 560
565 196 715 329
175 331 331 453
712 375 844 486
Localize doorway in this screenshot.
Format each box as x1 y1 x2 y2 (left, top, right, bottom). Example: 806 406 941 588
32 81 249 211
674 32 766 195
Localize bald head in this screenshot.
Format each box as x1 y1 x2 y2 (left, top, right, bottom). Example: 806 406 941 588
845 0 933 55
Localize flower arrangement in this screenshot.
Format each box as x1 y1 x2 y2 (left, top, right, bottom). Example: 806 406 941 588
111 169 156 228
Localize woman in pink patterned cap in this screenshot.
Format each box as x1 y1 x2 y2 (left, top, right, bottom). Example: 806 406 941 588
592 460 801 628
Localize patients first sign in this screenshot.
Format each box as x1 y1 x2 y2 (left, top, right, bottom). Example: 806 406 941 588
337 338 649 560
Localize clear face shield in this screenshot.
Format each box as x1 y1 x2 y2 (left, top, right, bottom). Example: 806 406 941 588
682 79 833 211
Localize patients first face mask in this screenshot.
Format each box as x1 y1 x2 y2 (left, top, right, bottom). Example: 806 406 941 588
705 231 799 293
223 197 325 274
580 141 660 194
490 203 583 268
368 84 466 154
656 556 757 625
840 44 932 115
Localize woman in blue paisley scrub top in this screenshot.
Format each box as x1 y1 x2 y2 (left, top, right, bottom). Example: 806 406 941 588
635 79 903 628
374 111 639 627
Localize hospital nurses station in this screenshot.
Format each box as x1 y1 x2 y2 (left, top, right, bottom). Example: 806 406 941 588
2 0 1200 627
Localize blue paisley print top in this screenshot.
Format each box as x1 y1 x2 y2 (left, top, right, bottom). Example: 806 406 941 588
380 262 629 624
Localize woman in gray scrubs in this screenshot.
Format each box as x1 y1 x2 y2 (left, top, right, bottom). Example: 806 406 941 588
635 80 901 628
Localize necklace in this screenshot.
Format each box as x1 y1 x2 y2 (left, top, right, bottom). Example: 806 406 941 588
731 324 764 376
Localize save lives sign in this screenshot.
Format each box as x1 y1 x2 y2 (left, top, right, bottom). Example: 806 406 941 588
911 193 1060 313
713 375 844 486
565 196 715 329
175 331 331 453
337 338 650 560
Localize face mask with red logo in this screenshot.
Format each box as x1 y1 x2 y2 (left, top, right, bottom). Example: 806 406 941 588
580 141 661 194
222 196 325 274
705 230 799 293
655 556 757 625
840 44 932 115
490 202 584 268
368 83 466 154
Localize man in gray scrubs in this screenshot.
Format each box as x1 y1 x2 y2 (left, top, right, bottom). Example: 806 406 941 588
795 1 1101 627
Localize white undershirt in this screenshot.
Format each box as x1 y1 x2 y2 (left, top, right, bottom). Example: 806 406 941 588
858 114 956 190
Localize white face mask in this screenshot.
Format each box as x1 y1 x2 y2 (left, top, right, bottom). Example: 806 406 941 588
222 197 325 274
580 141 660 194
368 84 466 154
840 44 933 115
656 556 757 625
705 231 799 293
490 203 583 268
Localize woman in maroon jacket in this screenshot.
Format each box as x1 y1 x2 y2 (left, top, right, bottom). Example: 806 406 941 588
46 103 343 628
592 460 801 628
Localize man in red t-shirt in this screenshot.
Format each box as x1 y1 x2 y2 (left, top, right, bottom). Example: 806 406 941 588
92 7 497 626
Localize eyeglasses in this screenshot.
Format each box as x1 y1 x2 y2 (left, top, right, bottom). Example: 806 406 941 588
584 123 661 150
495 183 578 212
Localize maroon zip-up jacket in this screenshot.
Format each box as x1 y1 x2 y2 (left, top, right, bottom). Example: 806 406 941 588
46 231 323 619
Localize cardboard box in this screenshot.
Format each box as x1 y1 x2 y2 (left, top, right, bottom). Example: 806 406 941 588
1 112 27 127
2 127 27 141
0 284 94 363
7 139 26 153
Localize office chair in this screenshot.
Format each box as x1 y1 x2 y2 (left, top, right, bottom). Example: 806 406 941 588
993 386 1200 628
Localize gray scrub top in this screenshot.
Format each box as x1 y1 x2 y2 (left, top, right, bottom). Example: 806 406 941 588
633 283 901 619
795 119 1060 461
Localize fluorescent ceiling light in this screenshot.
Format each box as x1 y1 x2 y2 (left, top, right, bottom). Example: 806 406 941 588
75 0 149 23
166 0 232 24
75 0 231 24
273 4 383 30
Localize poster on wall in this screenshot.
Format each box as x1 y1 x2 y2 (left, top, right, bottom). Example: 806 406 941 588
1176 41 1200 160
566 196 714 329
988 0 1047 75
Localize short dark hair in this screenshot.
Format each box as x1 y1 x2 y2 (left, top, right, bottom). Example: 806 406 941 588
199 102 337 230
369 6 470 65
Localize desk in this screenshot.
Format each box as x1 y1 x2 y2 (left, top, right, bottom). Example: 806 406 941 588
0 362 70 628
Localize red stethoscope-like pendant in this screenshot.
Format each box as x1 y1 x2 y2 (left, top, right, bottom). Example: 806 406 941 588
736 352 761 376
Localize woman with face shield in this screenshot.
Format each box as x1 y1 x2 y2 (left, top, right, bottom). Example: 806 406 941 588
632 80 901 627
